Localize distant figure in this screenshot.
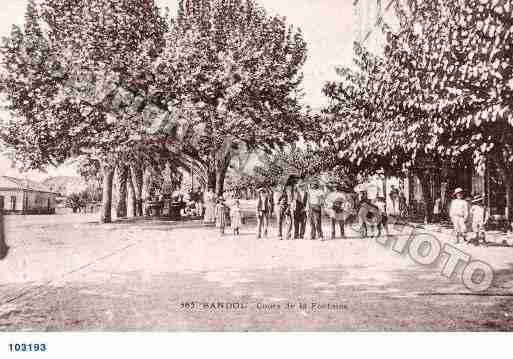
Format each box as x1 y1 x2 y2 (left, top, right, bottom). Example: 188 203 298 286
230 199 243 238
272 186 282 222
399 192 407 218
196 189 204 217
433 196 442 223
470 195 488 245
389 186 400 216
215 197 229 237
0 209 8 260
291 184 308 239
449 188 469 244
256 188 272 239
324 184 349 240
276 189 290 240
308 182 324 240
203 187 216 224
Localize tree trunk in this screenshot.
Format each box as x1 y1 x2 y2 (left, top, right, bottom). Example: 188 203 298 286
207 170 216 192
127 172 137 217
100 164 115 224
142 168 153 201
116 165 129 218
130 163 144 217
495 151 513 221
215 167 227 197
418 170 433 224
215 152 232 197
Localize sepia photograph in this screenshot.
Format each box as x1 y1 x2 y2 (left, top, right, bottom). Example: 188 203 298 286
0 0 512 340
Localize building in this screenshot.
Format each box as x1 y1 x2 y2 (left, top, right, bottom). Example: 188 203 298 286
0 176 59 214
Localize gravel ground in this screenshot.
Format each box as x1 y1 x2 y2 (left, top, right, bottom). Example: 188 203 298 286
0 213 513 331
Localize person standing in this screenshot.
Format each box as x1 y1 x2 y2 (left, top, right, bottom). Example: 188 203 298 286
399 192 407 219
308 182 325 240
273 186 282 223
256 188 272 239
215 196 228 237
230 199 243 238
196 189 204 217
470 195 488 244
389 185 400 216
276 189 290 240
449 188 469 244
291 184 308 239
203 187 216 224
433 196 442 223
324 184 347 240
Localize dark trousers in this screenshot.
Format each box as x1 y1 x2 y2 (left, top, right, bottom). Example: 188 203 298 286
277 207 289 238
330 218 345 239
257 212 269 238
309 207 323 239
293 211 306 239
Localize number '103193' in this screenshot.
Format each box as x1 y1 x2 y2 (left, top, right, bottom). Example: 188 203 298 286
9 343 47 352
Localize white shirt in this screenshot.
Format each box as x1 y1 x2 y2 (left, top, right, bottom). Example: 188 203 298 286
449 199 469 219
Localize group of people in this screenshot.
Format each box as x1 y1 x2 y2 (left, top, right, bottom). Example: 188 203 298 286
202 182 361 240
202 190 244 237
449 187 488 244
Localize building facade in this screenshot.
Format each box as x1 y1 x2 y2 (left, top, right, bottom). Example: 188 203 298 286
0 176 58 214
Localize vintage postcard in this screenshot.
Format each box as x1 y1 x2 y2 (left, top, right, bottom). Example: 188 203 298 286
0 0 512 345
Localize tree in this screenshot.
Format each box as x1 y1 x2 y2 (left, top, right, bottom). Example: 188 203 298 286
380 0 513 219
0 0 174 223
325 0 513 221
156 0 309 195
252 145 349 189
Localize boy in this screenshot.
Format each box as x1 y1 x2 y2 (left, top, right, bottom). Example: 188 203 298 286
470 195 488 245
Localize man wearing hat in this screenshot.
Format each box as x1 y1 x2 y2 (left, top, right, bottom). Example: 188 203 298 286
449 187 469 243
256 187 272 239
307 181 325 240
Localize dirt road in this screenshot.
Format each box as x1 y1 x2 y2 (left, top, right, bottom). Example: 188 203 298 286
0 214 512 331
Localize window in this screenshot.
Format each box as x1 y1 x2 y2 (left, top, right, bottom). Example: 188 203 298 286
11 196 16 211
0 196 4 210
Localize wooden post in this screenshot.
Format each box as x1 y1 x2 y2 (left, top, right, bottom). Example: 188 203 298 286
0 207 8 260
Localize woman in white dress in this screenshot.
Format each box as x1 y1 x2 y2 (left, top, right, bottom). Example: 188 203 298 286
230 200 243 237
203 188 216 223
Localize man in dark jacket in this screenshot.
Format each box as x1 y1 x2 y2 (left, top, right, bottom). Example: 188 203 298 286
276 190 290 240
291 184 308 239
256 188 272 239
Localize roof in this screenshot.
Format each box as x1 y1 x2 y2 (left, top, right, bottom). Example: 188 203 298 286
0 176 58 194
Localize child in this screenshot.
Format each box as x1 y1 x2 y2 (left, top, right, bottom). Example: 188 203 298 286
230 199 243 237
449 188 469 244
470 195 488 245
215 197 228 237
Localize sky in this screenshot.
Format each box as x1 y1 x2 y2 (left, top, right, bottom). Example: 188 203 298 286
0 0 372 180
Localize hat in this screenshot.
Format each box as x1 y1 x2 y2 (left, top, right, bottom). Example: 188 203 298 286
258 187 266 193
453 188 464 196
472 195 484 204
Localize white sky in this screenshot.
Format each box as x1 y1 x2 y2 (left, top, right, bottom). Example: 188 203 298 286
0 0 376 180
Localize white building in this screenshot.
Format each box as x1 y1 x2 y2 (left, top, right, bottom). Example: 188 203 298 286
0 176 58 214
